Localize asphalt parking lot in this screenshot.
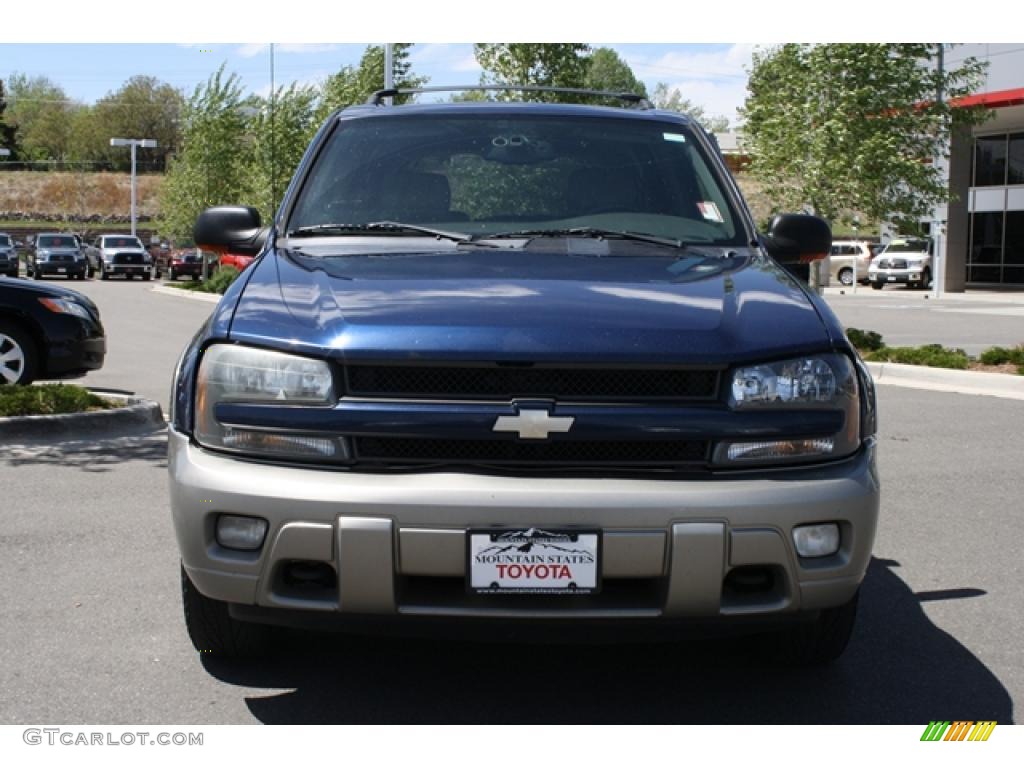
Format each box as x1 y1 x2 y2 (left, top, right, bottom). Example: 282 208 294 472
823 285 1024 355
2 277 1022 724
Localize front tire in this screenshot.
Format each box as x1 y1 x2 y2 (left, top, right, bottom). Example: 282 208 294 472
180 564 272 658
100 268 109 281
169 268 177 281
770 590 859 666
838 268 854 286
0 321 39 386
919 268 933 290
871 281 884 290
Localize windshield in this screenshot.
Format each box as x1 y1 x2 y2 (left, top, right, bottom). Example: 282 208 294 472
37 235 75 248
287 113 746 246
103 236 144 249
884 240 929 254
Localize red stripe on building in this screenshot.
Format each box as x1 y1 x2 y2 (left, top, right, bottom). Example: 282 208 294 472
952 87 1024 110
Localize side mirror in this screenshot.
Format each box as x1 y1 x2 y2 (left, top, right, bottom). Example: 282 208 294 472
762 214 831 264
193 206 268 257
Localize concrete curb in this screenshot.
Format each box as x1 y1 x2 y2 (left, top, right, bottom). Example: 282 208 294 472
866 361 1024 401
149 284 221 304
0 392 165 441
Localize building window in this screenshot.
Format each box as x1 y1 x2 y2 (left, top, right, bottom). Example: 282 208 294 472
1008 134 1024 186
968 211 1004 283
974 135 1008 187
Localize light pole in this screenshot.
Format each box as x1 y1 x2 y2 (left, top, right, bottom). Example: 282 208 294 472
110 138 157 236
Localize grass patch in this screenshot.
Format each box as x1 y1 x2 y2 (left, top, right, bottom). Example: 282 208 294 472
978 345 1024 368
863 344 970 370
0 383 113 417
846 328 1024 374
0 219 135 231
845 328 884 352
162 266 240 295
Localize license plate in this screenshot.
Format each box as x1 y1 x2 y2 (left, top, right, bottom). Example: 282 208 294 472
888 275 897 281
57 267 66 273
468 528 600 594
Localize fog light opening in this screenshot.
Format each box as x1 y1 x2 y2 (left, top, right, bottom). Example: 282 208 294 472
215 514 268 551
793 523 841 558
282 561 337 590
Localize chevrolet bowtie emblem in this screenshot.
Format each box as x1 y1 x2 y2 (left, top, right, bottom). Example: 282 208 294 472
492 409 575 440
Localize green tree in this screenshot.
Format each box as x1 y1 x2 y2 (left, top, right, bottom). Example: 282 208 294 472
245 83 320 222
0 79 18 158
473 44 591 100
6 73 78 162
651 83 730 132
318 43 425 121
91 76 184 171
159 66 252 238
741 43 988 225
583 47 647 98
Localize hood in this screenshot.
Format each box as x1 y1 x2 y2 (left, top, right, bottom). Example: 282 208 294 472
228 243 832 366
1 277 95 304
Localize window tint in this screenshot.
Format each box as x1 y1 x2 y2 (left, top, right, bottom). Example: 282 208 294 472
103 236 144 249
0 235 11 247
974 136 1007 187
289 113 745 246
36 236 73 248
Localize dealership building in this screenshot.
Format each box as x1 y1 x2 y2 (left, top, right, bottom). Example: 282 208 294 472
935 44 1024 290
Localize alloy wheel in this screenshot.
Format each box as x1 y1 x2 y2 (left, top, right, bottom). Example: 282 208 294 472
0 333 26 384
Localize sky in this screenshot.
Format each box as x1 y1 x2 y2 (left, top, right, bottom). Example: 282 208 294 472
0 43 755 126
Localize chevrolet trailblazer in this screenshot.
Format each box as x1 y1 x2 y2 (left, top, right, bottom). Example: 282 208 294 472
169 86 879 664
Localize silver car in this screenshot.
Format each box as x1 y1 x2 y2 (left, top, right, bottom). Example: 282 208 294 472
85 234 155 281
826 240 874 286
868 238 933 290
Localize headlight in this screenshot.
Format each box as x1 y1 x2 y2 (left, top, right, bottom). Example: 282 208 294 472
195 344 345 461
717 354 860 466
730 357 838 407
38 297 92 320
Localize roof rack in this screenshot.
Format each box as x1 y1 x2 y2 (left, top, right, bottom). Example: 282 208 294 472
365 84 653 109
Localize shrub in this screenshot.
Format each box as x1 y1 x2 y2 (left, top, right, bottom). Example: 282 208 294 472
864 344 970 370
846 328 884 352
979 345 1024 366
0 383 111 417
203 265 240 295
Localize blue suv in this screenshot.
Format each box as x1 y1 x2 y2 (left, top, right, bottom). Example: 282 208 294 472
169 87 879 663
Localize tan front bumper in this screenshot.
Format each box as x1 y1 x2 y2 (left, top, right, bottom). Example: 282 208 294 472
169 429 880 621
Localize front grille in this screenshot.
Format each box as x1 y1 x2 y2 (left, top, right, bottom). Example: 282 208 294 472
879 259 907 269
346 365 720 401
113 253 143 264
354 436 709 466
47 253 74 263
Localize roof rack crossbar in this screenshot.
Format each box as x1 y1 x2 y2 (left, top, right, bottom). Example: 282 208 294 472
366 84 653 109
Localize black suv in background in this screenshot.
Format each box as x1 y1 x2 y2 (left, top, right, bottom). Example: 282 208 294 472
0 233 18 278
26 233 88 281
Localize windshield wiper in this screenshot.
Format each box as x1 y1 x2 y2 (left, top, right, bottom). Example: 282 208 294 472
287 221 471 243
477 227 685 250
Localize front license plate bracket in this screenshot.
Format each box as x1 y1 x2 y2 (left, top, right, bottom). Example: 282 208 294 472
467 528 601 595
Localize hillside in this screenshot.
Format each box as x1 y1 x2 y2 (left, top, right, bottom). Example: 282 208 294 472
0 171 163 224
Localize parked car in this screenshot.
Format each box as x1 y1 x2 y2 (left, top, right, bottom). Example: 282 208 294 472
85 234 154 281
26 233 88 281
170 87 879 664
218 250 255 273
0 278 106 385
868 237 933 290
167 248 205 281
827 240 874 286
0 233 19 278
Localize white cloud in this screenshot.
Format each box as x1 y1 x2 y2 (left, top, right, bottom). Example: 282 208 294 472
619 44 757 124
277 44 339 55
413 43 481 73
237 43 269 58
